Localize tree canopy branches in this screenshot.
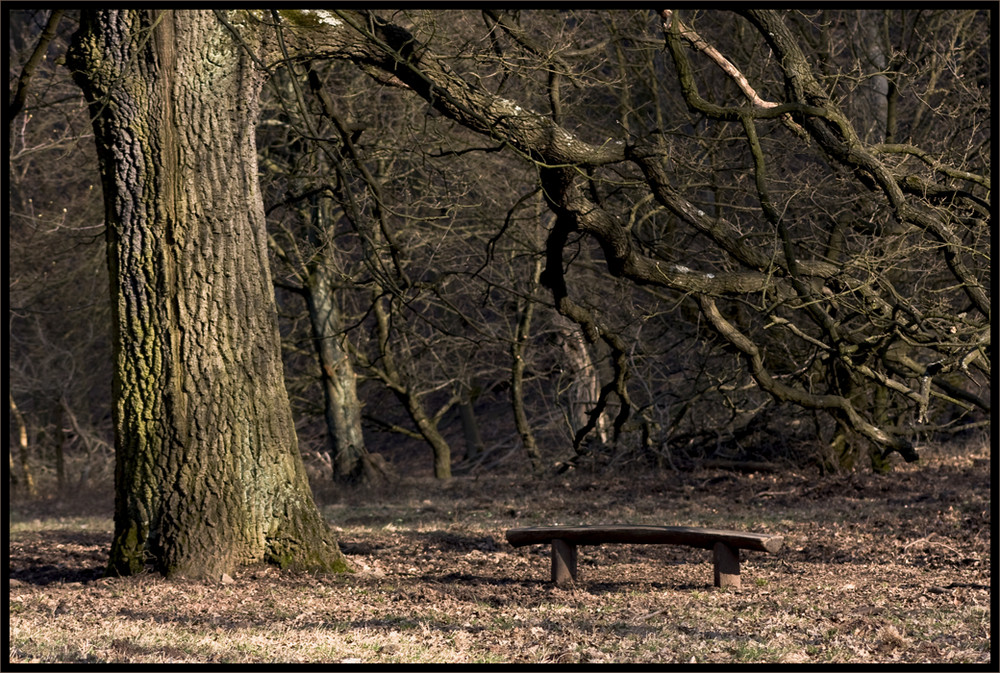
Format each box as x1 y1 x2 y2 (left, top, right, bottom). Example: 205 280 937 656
10 9 990 509
263 9 987 464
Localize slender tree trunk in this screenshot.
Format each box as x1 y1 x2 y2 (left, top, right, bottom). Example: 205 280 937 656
300 195 383 484
407 397 454 480
372 294 452 479
556 316 610 446
511 257 544 472
854 11 890 143
69 9 346 579
54 402 66 493
9 393 36 497
869 382 893 473
7 444 14 493
458 395 484 461
304 266 369 482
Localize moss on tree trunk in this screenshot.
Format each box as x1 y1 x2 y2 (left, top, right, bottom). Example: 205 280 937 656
69 9 347 579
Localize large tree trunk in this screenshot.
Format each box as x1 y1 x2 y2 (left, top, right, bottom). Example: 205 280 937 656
69 9 347 579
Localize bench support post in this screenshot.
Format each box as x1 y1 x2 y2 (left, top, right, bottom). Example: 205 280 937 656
507 525 782 590
713 542 740 588
551 539 577 586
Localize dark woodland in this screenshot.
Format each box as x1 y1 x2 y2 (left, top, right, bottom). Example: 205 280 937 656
8 9 991 664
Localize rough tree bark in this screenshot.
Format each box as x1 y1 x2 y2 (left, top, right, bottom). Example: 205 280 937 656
305 265 369 483
68 9 347 578
298 195 378 484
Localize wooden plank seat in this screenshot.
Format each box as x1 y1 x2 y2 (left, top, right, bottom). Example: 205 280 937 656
506 525 783 589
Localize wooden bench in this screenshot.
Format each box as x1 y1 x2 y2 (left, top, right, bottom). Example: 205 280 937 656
506 525 783 589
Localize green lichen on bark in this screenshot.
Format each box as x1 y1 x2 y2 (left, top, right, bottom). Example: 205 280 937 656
275 9 343 29
265 493 351 574
265 540 351 574
74 8 350 582
276 9 322 28
107 519 147 576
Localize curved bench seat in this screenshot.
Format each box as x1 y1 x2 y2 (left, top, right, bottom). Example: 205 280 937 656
506 524 784 588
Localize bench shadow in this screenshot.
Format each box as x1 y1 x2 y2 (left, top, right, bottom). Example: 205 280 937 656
414 569 709 598
425 570 545 586
582 580 708 594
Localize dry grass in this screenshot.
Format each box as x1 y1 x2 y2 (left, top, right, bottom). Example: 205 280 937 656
7 442 991 664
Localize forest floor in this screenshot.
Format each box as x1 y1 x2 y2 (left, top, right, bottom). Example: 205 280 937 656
7 441 992 665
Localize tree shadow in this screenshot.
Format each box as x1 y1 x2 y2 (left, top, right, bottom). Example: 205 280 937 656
9 529 109 585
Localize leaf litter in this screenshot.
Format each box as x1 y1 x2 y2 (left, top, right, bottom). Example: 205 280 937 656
7 442 991 664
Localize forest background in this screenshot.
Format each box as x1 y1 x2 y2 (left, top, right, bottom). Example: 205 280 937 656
7 8 992 664
9 7 990 493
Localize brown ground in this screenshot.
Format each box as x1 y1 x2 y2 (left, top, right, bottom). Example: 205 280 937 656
7 442 992 664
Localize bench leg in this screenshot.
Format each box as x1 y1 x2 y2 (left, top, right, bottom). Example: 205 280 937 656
551 539 577 586
713 542 740 589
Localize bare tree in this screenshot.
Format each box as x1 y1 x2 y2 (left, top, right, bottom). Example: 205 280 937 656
9 9 114 495
67 10 347 578
300 9 988 469
12 10 989 578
